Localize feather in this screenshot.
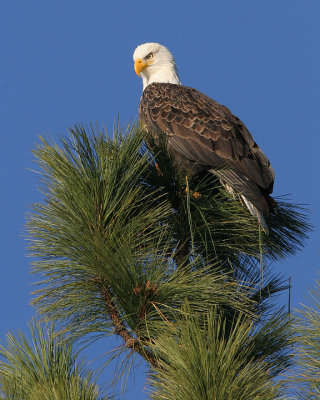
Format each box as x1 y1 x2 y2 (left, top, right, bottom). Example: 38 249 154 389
139 82 275 233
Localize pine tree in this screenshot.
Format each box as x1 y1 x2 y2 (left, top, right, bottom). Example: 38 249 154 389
0 320 108 399
290 277 320 399
21 122 309 398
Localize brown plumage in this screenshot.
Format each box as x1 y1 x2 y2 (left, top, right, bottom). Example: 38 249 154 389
139 82 275 233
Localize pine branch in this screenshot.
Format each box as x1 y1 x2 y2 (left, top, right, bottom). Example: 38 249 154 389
0 320 107 400
97 277 158 368
290 276 320 398
149 305 291 400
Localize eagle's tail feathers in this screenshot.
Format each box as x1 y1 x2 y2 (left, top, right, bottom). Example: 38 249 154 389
209 168 269 234
240 195 269 234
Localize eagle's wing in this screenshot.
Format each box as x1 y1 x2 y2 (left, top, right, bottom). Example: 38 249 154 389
139 83 274 194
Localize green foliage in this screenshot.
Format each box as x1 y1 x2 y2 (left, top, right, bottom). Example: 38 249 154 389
290 277 320 399
28 124 174 341
25 122 309 396
148 305 291 400
0 320 107 400
27 124 258 356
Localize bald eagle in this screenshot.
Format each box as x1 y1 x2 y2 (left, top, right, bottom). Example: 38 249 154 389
133 42 275 233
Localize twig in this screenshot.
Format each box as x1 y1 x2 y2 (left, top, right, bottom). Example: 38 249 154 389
98 280 158 368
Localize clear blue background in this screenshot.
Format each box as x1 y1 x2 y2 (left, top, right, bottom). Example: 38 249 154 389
0 1 319 398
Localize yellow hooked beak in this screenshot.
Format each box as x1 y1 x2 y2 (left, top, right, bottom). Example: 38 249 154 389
134 58 154 76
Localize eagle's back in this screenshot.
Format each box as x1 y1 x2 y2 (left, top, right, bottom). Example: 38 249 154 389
139 82 275 218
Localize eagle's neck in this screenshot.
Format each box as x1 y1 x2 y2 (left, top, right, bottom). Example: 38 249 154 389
142 63 181 90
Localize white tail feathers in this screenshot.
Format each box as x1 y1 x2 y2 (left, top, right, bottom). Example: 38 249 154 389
212 171 270 234
240 195 269 234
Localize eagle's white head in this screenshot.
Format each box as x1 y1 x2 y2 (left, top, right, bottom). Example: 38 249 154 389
133 42 181 90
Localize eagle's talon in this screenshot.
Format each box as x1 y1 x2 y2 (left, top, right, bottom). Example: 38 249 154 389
155 162 163 176
184 187 201 199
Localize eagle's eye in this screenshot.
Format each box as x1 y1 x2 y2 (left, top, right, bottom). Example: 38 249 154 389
146 52 154 59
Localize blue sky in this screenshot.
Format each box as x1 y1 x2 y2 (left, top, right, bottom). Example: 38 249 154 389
0 1 319 398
